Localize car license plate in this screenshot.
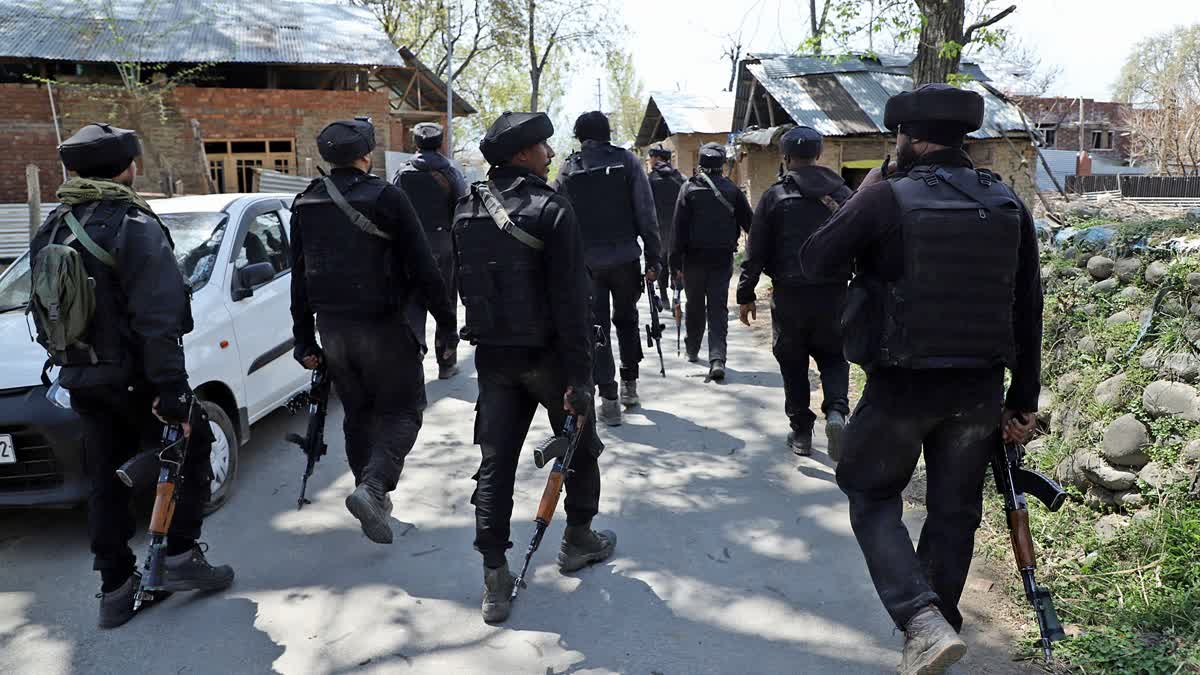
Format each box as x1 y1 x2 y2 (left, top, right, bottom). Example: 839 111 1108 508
0 434 13 464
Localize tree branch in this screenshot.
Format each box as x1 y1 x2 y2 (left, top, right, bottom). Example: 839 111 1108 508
963 4 1016 44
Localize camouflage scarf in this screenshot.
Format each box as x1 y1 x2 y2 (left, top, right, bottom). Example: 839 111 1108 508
56 177 158 219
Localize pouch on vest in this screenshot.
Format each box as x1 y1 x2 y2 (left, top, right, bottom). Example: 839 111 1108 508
28 205 115 383
841 275 884 368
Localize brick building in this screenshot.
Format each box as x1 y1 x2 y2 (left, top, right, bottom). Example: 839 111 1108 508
731 53 1039 206
634 91 734 174
1015 96 1133 162
0 0 474 202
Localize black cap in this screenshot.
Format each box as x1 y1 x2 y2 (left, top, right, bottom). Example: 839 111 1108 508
573 111 611 142
780 126 823 159
479 112 554 165
412 122 444 150
648 145 672 160
317 117 376 164
698 142 726 169
59 123 141 178
883 83 985 140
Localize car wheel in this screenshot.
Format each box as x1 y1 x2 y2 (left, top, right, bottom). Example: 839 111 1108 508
200 400 238 515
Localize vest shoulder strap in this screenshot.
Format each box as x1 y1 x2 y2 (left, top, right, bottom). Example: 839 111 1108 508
321 176 393 241
473 182 544 251
698 172 735 215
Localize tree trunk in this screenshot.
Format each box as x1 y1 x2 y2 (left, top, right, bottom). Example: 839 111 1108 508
809 0 821 54
527 0 540 111
911 0 966 85
530 68 541 112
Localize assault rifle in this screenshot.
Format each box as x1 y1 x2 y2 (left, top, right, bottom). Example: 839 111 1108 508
513 413 588 601
286 363 331 510
672 285 683 357
992 433 1067 663
645 278 666 376
116 407 192 611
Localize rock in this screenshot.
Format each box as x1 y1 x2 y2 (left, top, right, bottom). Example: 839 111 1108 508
1036 389 1055 425
1133 509 1157 526
1139 460 1188 491
1091 278 1119 294
1163 352 1200 382
1105 310 1136 326
1026 437 1047 456
1105 347 1121 363
1058 266 1083 278
1058 371 1083 394
1041 264 1055 281
1117 286 1142 301
1186 207 1200 224
1143 380 1200 421
1191 298 1200 318
1118 491 1145 509
1102 414 1151 467
1087 256 1116 280
1086 486 1121 510
1056 450 1091 491
1189 273 1200 290
1080 453 1140 490
1079 302 1098 316
1163 298 1187 317
1069 203 1102 219
1095 373 1129 409
1115 258 1143 283
1096 514 1131 542
1182 439 1200 464
1080 336 1102 355
1140 349 1163 370
1145 261 1168 285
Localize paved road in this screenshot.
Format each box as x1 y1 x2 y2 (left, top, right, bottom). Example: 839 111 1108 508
0 294 1030 674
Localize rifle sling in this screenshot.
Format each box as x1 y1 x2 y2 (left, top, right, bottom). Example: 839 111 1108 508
475 182 544 251
321 176 394 240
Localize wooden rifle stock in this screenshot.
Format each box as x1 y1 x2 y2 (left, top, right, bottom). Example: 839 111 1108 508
536 471 566 523
148 479 178 536
1008 509 1036 569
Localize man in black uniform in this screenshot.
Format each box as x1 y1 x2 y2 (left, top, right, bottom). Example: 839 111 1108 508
647 145 684 306
454 112 614 624
393 122 468 379
29 123 233 629
737 126 852 458
670 142 752 381
290 118 456 545
799 85 1042 674
556 111 662 426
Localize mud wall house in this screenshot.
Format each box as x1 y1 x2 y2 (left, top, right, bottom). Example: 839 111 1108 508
634 91 734 176
730 53 1038 207
0 0 474 202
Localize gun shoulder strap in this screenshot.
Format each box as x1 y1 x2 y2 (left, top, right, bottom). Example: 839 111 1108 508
321 176 394 241
62 204 116 268
474 181 545 251
697 172 735 215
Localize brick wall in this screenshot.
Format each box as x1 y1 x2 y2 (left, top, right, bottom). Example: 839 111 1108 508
1016 96 1132 161
0 83 395 202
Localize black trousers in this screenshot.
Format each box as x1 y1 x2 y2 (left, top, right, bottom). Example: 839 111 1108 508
71 385 212 581
771 284 850 435
471 345 602 568
317 313 427 493
431 238 459 368
835 367 1003 632
591 260 644 399
683 255 734 363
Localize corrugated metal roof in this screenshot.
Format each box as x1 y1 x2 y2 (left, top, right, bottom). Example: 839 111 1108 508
747 52 990 82
0 204 54 260
0 0 406 67
635 91 734 147
746 63 841 136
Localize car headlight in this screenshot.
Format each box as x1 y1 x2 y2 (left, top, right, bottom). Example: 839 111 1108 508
46 382 71 409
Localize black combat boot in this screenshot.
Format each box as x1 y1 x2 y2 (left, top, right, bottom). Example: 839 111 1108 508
346 483 393 544
825 410 847 462
162 543 235 593
98 572 140 629
619 380 640 407
438 362 459 380
686 350 699 363
709 360 726 381
481 565 515 623
558 523 616 573
788 430 813 456
899 605 967 674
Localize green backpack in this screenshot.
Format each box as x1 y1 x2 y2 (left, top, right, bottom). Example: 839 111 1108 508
29 205 117 375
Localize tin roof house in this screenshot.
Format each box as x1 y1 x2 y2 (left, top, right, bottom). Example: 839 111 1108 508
634 91 734 174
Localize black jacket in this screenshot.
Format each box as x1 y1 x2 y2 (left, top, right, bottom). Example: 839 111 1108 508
290 167 455 360
670 171 753 269
737 165 851 305
29 200 192 393
798 149 1043 412
648 161 684 251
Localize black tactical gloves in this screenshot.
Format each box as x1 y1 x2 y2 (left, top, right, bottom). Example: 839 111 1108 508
155 381 195 424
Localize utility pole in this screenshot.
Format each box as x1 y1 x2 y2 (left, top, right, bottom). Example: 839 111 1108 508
1078 97 1085 152
446 1 454 158
596 78 602 110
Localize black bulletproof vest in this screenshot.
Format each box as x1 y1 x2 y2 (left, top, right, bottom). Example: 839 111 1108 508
881 165 1021 369
648 166 683 240
687 174 740 251
452 182 555 347
768 176 845 283
292 176 396 317
563 146 636 247
395 164 452 235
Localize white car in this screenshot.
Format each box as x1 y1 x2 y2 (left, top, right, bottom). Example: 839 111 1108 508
0 193 311 512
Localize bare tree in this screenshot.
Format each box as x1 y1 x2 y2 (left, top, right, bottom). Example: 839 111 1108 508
1116 24 1200 175
721 33 743 93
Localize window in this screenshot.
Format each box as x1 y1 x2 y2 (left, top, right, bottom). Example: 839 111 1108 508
205 138 296 193
235 211 291 284
1037 123 1057 148
1091 130 1114 150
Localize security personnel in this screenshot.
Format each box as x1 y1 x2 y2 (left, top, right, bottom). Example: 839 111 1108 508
799 84 1042 674
556 111 662 426
670 142 752 381
290 118 457 545
737 126 852 458
454 112 614 624
393 122 468 379
647 145 683 306
29 123 233 629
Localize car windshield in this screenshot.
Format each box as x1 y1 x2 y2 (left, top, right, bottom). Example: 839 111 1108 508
0 253 30 313
164 212 229 292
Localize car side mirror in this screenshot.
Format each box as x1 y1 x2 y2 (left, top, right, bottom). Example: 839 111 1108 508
233 262 276 301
